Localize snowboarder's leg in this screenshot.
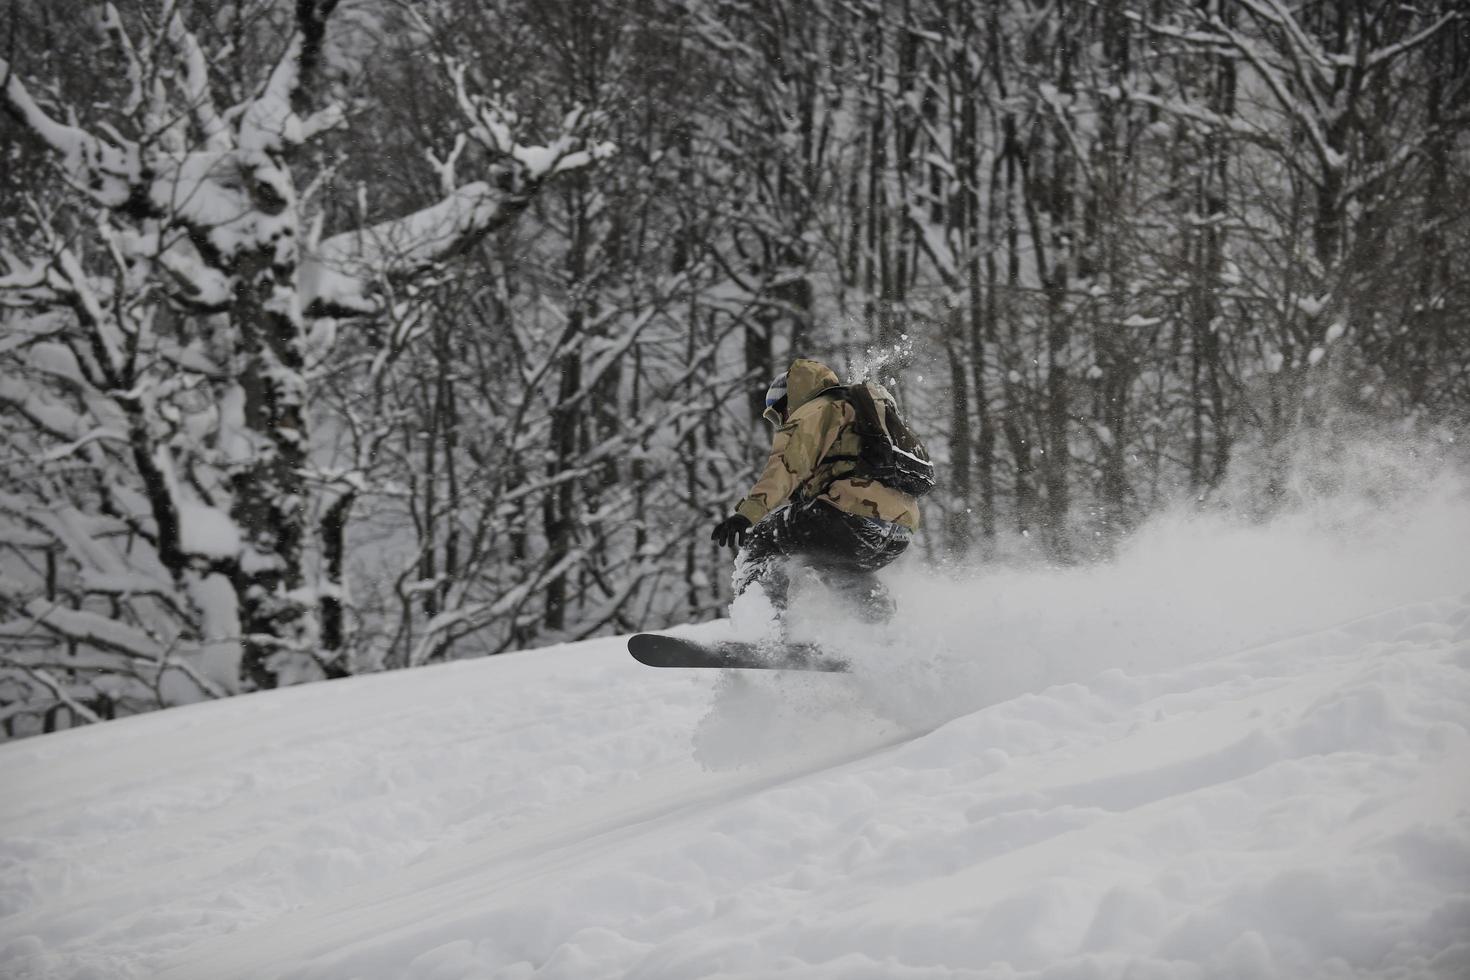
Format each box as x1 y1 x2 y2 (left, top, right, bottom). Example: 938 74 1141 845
732 506 795 611
735 501 911 624
791 501 911 623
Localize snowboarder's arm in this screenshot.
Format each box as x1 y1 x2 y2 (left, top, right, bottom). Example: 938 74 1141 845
734 402 842 524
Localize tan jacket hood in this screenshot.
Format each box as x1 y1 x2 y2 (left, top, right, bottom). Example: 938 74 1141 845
786 358 841 409
764 358 842 424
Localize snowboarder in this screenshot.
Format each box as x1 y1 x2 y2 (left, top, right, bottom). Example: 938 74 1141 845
710 357 929 624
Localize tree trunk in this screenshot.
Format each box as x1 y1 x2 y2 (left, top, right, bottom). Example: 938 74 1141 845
229 247 312 689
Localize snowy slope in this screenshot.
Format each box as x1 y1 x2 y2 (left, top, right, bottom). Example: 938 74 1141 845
3 481 1470 979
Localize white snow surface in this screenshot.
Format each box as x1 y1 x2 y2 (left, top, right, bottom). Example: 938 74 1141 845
3 473 1470 979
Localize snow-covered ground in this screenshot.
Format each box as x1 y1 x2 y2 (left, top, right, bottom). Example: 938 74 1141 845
3 470 1470 979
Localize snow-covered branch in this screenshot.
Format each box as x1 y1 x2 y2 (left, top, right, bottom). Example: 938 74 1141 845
1205 15 1338 172
1364 13 1458 72
303 181 528 315
6 600 164 661
1236 0 1332 97
239 0 344 153
163 7 231 152
1 58 144 210
302 102 614 317
0 655 103 726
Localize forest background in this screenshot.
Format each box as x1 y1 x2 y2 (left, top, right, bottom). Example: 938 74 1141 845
2 0 1466 737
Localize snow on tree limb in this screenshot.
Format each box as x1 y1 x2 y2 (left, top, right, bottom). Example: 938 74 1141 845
1120 89 1271 146
241 36 308 153
0 500 142 597
96 3 147 118
162 7 231 152
304 180 525 314
424 134 470 197
9 600 165 661
1235 0 1332 98
0 255 65 307
303 111 614 317
0 377 95 447
239 1 344 153
1364 13 1459 72
0 655 102 726
450 65 617 182
1 58 143 210
1204 16 1337 172
51 246 126 384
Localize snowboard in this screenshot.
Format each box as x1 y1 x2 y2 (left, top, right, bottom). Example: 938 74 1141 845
627 632 850 673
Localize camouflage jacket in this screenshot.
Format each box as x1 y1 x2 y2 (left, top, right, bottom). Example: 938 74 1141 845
734 358 921 531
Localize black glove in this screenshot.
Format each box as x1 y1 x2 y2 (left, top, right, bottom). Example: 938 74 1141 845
711 513 752 550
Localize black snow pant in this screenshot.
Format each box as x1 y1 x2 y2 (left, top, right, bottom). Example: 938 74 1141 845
733 499 911 623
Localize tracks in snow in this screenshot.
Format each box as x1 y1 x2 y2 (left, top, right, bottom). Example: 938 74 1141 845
154 723 932 979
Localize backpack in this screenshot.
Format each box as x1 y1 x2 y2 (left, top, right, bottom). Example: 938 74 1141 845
828 382 937 498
